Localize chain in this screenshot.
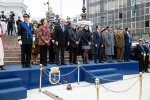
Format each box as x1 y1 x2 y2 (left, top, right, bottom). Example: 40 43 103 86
81 67 139 82
42 67 78 77
58 68 78 77
101 79 139 93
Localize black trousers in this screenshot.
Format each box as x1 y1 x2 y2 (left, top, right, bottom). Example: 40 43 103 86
144 55 149 71
8 26 13 35
21 44 32 66
138 56 144 72
55 46 65 64
93 45 102 62
40 45 48 65
69 46 78 63
49 42 55 63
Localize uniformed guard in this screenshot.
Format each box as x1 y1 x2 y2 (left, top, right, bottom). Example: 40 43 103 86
18 12 35 68
133 39 145 72
143 40 150 72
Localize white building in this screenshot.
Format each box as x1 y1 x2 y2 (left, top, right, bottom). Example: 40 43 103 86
0 0 27 20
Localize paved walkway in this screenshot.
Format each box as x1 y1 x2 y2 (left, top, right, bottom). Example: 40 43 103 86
22 73 150 100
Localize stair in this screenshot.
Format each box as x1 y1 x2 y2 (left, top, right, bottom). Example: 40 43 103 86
0 78 27 100
84 68 123 84
3 36 82 65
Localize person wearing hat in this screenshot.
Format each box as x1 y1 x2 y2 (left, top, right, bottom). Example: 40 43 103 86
18 13 35 68
92 25 103 64
32 20 40 65
133 38 145 72
104 26 115 63
143 40 150 72
115 27 125 62
68 22 81 64
101 27 106 61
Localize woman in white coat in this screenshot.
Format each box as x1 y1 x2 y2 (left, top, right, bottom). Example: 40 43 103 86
0 22 5 70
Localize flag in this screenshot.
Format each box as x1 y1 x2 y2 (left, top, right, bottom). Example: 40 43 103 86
132 0 137 13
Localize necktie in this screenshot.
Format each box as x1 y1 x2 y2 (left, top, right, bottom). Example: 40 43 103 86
62 25 64 32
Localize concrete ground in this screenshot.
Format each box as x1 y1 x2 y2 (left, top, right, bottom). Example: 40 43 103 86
22 73 150 100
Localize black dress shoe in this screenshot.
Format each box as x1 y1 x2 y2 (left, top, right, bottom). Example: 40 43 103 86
94 60 98 64
22 65 26 68
99 61 104 63
61 63 67 65
43 64 47 66
56 63 61 66
0 65 6 70
73 62 78 64
26 64 31 68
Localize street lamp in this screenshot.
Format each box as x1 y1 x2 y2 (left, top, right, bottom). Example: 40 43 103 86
44 0 50 12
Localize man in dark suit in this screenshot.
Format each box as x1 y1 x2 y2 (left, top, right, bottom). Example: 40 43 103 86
68 22 81 64
124 27 132 61
18 13 35 68
54 19 67 66
93 25 103 63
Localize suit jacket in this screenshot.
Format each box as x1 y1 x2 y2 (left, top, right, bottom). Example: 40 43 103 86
93 31 102 47
124 31 132 46
18 22 34 45
39 26 51 46
54 24 68 46
68 28 81 48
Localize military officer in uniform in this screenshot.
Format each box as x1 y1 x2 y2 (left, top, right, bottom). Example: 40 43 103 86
133 39 145 72
143 41 150 72
18 13 35 68
115 27 125 62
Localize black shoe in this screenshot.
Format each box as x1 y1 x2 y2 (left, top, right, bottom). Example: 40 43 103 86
56 63 61 66
83 60 86 64
94 60 98 64
0 65 6 70
22 64 26 68
61 62 67 65
73 62 78 64
26 64 31 68
85 60 89 64
49 61 54 64
43 64 47 66
69 62 73 65
99 61 104 63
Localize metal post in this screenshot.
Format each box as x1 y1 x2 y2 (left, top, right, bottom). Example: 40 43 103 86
78 62 80 85
39 64 43 92
139 72 143 100
95 78 100 100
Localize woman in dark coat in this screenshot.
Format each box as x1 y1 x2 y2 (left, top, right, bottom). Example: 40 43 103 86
81 25 91 64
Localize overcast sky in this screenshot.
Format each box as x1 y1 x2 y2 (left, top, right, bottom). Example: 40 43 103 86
24 0 83 19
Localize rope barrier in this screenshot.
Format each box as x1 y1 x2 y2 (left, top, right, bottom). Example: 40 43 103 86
101 79 139 93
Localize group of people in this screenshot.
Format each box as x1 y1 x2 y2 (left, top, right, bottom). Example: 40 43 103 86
0 12 149 72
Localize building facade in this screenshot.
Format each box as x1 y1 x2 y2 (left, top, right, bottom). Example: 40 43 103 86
0 0 27 20
87 0 150 40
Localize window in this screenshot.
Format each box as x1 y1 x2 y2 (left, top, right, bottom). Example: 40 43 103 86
145 20 149 27
119 13 122 19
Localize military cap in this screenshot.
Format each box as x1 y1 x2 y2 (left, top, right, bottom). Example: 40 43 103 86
23 13 30 18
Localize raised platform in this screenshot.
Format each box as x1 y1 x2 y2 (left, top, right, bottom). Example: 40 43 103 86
0 61 139 89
